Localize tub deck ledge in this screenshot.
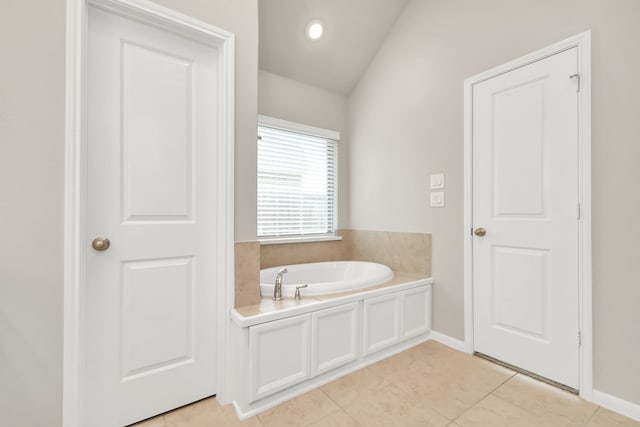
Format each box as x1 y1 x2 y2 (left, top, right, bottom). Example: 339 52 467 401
231 271 432 328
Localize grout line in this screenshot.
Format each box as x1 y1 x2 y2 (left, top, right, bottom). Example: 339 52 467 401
450 363 517 424
300 406 342 427
489 375 599 425
584 405 602 426
488 370 518 395
582 404 601 426
317 387 364 427
318 385 343 409
317 385 364 427
490 394 543 421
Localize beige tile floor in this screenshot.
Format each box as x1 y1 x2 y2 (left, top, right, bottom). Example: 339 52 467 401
133 341 639 427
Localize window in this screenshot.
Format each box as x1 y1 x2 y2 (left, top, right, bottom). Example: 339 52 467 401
257 116 339 242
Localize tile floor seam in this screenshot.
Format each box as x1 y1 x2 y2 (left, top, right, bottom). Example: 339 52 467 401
381 372 453 422
301 406 343 427
393 355 513 422
318 385 350 413
489 392 545 422
581 405 602 426
486 368 518 395
491 382 599 426
327 408 363 427
449 391 494 425
410 400 454 426
475 369 517 406
447 371 517 425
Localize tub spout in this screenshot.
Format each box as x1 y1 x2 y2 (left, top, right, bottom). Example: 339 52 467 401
273 267 288 301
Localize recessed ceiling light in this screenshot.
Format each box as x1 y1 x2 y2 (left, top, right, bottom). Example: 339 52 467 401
306 20 324 41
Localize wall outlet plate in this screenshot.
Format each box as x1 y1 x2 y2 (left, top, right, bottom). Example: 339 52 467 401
430 191 445 207
430 173 445 189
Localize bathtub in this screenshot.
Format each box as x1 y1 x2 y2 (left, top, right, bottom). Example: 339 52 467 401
232 265 433 418
260 261 394 297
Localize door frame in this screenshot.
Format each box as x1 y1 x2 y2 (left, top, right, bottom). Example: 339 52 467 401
463 31 592 398
63 0 235 425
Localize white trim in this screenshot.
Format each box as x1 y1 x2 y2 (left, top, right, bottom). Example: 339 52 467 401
215 24 235 404
258 114 341 141
593 390 640 422
258 235 343 245
63 1 87 425
463 31 592 397
63 0 235 425
428 331 469 353
576 32 593 401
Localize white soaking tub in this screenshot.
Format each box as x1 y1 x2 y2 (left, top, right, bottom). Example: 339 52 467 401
260 261 394 297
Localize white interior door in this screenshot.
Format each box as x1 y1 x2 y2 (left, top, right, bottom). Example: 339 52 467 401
85 5 220 425
472 48 580 388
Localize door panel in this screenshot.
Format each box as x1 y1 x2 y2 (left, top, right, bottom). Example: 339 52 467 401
312 303 359 375
492 80 545 217
121 257 194 379
472 48 579 388
402 286 432 339
492 247 547 339
121 42 194 221
363 294 401 356
86 6 220 425
249 315 312 402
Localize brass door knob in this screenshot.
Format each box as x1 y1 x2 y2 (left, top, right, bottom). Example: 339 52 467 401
92 237 111 251
474 227 487 237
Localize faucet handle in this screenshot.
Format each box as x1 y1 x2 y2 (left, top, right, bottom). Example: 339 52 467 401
294 284 308 300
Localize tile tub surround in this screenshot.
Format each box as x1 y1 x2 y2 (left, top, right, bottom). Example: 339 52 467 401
260 229 353 269
235 230 431 309
260 229 432 276
132 340 640 427
235 241 261 308
349 229 431 276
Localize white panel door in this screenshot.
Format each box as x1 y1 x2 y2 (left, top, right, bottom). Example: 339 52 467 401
85 6 220 426
472 48 579 388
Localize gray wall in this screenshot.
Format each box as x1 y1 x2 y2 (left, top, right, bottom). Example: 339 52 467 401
0 1 258 425
154 0 259 242
348 0 640 405
0 1 66 425
258 70 350 229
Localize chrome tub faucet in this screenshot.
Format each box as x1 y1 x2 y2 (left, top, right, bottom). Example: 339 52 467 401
272 267 288 300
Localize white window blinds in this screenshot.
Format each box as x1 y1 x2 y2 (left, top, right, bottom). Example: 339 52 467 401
257 121 338 240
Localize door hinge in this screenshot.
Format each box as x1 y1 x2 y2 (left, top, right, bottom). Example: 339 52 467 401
577 203 581 220
578 331 582 347
569 73 581 92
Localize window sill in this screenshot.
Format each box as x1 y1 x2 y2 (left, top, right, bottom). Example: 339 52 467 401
258 235 343 246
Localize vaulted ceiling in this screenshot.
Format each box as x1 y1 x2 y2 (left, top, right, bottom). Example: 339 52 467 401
259 0 410 96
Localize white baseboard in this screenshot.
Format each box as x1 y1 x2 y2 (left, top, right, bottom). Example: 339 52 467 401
592 390 640 422
428 330 469 353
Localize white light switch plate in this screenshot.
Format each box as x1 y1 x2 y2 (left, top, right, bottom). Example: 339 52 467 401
430 191 445 207
430 173 445 189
